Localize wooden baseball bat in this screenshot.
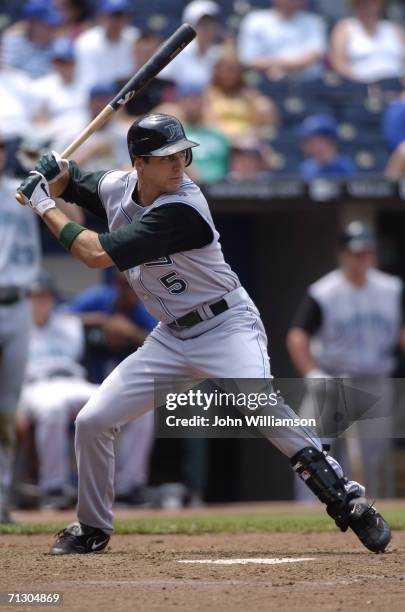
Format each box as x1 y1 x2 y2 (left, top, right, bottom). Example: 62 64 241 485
16 23 196 204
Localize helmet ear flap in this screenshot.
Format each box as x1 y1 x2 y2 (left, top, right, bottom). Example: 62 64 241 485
127 135 135 164
185 149 193 167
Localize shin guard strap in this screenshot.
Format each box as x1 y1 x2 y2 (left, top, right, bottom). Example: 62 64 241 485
290 447 347 508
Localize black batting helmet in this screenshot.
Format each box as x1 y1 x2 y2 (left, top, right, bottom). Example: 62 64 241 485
339 221 376 252
127 113 199 165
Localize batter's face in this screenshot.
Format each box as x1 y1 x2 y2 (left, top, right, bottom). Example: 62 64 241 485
135 151 187 196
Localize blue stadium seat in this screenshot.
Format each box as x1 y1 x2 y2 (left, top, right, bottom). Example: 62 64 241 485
339 139 388 173
340 97 384 127
372 77 404 95
268 133 301 174
353 147 388 173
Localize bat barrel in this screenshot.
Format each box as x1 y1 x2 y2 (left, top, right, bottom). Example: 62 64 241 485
110 23 196 110
14 23 196 205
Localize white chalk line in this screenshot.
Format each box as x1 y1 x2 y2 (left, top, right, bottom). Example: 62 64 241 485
178 557 315 565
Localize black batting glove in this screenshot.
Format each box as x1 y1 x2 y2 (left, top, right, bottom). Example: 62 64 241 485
34 150 69 183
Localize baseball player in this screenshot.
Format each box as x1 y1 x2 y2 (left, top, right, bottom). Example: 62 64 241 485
18 271 155 509
0 135 41 523
17 113 391 554
18 272 98 509
287 221 404 499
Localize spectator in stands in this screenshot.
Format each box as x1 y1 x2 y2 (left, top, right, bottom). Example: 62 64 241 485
0 63 36 144
55 0 92 40
238 0 327 81
298 115 356 179
227 136 273 182
1 0 64 79
383 92 405 180
383 94 405 153
69 272 156 383
162 0 222 89
176 83 230 184
31 38 88 143
205 48 278 140
66 82 120 170
119 31 176 118
330 0 405 83
74 0 138 88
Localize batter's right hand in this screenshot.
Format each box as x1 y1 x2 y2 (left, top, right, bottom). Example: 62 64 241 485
17 172 56 217
35 150 69 183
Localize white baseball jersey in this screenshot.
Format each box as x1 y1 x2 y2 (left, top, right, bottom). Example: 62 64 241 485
309 269 403 375
99 171 240 322
0 176 41 289
25 311 85 382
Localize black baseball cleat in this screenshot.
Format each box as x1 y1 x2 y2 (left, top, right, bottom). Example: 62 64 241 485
50 522 110 555
346 497 391 554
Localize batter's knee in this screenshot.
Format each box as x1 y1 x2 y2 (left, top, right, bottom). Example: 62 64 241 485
74 403 110 436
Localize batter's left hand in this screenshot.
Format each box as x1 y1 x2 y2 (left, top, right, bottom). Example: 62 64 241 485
17 172 56 217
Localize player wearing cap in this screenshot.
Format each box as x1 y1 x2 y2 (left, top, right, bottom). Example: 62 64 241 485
0 136 41 523
288 221 405 499
17 271 98 509
73 0 138 89
17 114 391 555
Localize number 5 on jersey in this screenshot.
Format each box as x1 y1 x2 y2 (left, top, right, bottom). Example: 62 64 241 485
159 271 188 295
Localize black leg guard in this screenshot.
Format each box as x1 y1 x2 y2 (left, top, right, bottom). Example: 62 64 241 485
291 447 392 553
291 447 351 531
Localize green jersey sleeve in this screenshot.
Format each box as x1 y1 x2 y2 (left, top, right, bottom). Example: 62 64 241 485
61 162 109 220
99 203 213 271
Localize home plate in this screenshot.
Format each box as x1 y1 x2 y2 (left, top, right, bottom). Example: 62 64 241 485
178 557 315 565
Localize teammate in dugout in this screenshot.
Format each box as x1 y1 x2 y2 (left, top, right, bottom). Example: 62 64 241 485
0 135 41 524
17 113 391 554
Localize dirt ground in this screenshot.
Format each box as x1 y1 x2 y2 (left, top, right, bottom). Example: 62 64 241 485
1 528 405 612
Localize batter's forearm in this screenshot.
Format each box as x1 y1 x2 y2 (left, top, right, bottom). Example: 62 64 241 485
42 208 114 269
286 328 316 376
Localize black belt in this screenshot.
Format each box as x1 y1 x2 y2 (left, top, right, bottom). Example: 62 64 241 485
0 287 24 305
168 298 228 329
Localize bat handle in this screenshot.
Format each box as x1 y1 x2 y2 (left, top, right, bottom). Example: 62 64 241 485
15 105 115 205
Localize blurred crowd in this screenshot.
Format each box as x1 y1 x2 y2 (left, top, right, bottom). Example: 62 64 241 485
1 0 405 183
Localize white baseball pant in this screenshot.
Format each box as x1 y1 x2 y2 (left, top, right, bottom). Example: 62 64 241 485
75 293 323 534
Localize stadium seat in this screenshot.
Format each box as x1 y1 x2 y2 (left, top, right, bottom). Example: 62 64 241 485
340 97 384 127
353 147 388 173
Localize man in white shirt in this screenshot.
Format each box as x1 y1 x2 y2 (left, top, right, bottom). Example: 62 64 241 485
0 65 36 142
1 0 64 79
238 0 327 80
74 0 138 88
162 0 221 89
32 38 88 145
